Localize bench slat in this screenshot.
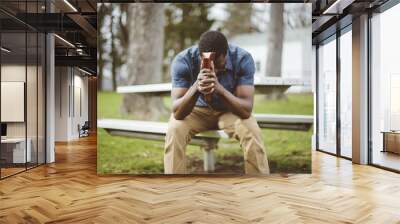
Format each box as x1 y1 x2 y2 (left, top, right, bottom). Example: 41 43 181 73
98 119 229 138
253 114 313 124
117 79 308 95
98 113 314 135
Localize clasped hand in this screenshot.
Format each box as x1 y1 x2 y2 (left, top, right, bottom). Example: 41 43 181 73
196 68 221 95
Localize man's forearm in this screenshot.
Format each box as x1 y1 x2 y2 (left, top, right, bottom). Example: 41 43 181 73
217 87 253 119
172 81 201 120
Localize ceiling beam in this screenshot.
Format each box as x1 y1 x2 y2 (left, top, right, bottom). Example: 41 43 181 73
67 13 97 39
55 55 96 70
312 15 335 33
322 0 356 14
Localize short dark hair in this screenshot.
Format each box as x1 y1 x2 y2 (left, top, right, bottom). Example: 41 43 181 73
198 30 228 58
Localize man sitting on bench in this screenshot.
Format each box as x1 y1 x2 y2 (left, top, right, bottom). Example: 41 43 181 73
165 30 270 175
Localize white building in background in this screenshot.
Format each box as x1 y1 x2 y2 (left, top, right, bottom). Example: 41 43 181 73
229 27 312 93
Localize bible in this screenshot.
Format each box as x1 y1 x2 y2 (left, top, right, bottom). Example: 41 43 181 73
200 52 216 105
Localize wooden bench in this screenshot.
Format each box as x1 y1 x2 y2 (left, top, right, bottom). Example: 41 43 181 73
98 114 313 172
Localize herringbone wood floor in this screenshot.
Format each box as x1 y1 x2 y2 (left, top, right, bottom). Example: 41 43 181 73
0 135 399 224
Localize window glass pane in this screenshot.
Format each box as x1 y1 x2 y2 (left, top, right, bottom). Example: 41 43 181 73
340 30 352 158
0 0 46 178
318 37 337 154
371 3 400 171
26 0 43 169
1 31 27 177
27 31 38 169
38 32 45 165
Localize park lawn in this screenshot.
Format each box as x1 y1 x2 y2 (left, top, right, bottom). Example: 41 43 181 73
97 91 313 174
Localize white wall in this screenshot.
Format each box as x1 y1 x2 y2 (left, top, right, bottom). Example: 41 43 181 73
241 42 306 83
232 33 312 93
1 64 46 164
55 67 68 141
71 73 89 138
55 67 89 141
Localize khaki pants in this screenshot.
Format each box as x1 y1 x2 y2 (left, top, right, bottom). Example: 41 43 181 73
164 106 270 174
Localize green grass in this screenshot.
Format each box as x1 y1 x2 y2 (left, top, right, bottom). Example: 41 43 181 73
97 91 313 174
98 91 136 120
253 94 314 115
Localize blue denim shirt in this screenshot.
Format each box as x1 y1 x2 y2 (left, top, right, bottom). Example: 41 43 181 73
171 44 255 111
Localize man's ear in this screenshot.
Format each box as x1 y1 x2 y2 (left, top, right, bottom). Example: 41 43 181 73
222 55 227 64
217 54 227 68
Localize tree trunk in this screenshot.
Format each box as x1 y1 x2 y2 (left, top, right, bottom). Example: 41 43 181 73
121 4 168 120
111 14 117 91
266 4 284 78
266 4 285 100
224 3 254 38
97 4 107 91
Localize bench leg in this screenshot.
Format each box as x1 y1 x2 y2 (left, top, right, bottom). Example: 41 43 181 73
202 147 215 172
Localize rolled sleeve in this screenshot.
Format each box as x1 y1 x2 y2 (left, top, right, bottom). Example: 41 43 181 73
171 55 191 88
237 53 255 86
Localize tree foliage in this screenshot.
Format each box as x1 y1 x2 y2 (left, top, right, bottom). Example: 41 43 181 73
163 3 214 80
222 3 257 38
